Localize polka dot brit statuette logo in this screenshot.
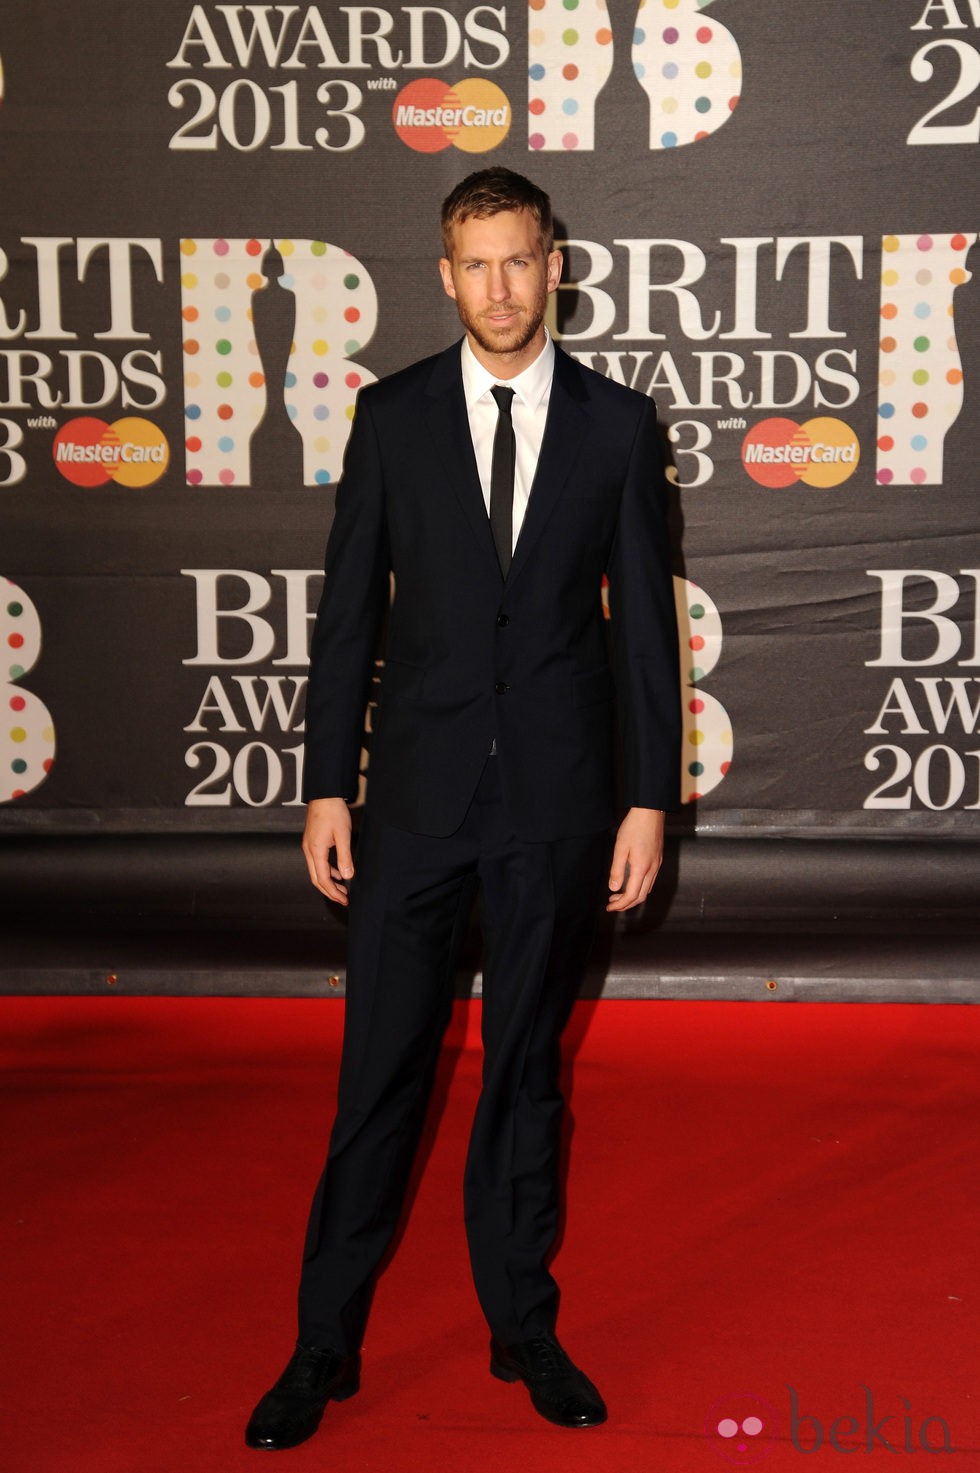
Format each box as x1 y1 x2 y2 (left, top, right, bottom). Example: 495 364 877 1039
2 579 55 803
528 0 741 151
181 238 377 487
675 578 732 803
392 78 511 152
877 232 974 487
602 574 731 803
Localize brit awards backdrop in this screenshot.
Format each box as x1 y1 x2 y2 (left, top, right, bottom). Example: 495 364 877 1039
2 2 978 845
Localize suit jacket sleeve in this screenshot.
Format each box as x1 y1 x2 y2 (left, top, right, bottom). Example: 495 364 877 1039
302 392 390 803
605 396 682 812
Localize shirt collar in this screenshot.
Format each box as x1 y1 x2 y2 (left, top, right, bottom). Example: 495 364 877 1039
461 327 555 411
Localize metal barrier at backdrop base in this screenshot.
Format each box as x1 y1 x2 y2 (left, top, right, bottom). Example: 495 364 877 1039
2 834 976 1002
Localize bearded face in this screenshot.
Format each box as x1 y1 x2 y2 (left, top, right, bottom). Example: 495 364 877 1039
439 209 562 374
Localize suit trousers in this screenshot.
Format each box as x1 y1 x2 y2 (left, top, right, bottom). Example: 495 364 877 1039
297 754 610 1354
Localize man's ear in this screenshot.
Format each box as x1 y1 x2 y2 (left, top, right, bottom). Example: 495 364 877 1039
439 257 456 301
546 248 563 294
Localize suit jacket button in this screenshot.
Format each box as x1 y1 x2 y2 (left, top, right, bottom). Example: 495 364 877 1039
494 681 509 695
496 613 510 627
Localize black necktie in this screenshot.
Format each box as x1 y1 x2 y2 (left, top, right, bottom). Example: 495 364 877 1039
489 385 516 577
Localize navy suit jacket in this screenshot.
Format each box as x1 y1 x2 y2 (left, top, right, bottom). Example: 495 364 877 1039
303 341 681 841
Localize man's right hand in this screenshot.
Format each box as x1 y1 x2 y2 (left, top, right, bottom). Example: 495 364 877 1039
302 797 355 905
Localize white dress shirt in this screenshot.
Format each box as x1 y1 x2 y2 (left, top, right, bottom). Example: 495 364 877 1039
460 329 555 555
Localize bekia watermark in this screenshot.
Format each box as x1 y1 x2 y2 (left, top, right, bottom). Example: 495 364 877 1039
706 1394 778 1464
707 1386 955 1460
789 1386 955 1455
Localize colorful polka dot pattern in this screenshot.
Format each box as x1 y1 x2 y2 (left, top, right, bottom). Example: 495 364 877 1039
182 239 269 488
528 0 614 151
673 576 732 803
273 239 377 487
633 0 742 149
181 239 376 488
876 233 974 487
2 578 56 803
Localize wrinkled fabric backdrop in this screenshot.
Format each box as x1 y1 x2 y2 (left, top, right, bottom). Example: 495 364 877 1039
2 2 978 851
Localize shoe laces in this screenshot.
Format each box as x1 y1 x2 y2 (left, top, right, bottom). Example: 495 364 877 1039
522 1335 572 1380
278 1343 339 1392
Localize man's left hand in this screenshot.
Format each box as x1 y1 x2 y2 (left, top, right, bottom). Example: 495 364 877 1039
606 807 665 912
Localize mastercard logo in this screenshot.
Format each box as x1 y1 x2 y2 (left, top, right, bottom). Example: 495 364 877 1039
393 77 511 153
741 417 860 488
53 417 170 488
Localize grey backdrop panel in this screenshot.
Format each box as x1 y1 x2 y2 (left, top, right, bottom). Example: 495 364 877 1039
1 4 977 995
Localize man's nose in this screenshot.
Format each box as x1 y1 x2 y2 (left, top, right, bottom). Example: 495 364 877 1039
486 266 508 300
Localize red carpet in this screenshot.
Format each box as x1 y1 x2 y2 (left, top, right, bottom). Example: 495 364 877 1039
1 997 977 1472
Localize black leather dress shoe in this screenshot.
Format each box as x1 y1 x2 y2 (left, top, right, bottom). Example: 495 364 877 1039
245 1341 360 1450
489 1332 607 1428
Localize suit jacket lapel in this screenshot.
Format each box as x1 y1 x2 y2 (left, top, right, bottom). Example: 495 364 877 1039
422 343 502 578
506 346 588 588
421 341 591 588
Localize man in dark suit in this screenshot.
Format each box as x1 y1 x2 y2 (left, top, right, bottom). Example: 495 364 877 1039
246 168 680 1450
